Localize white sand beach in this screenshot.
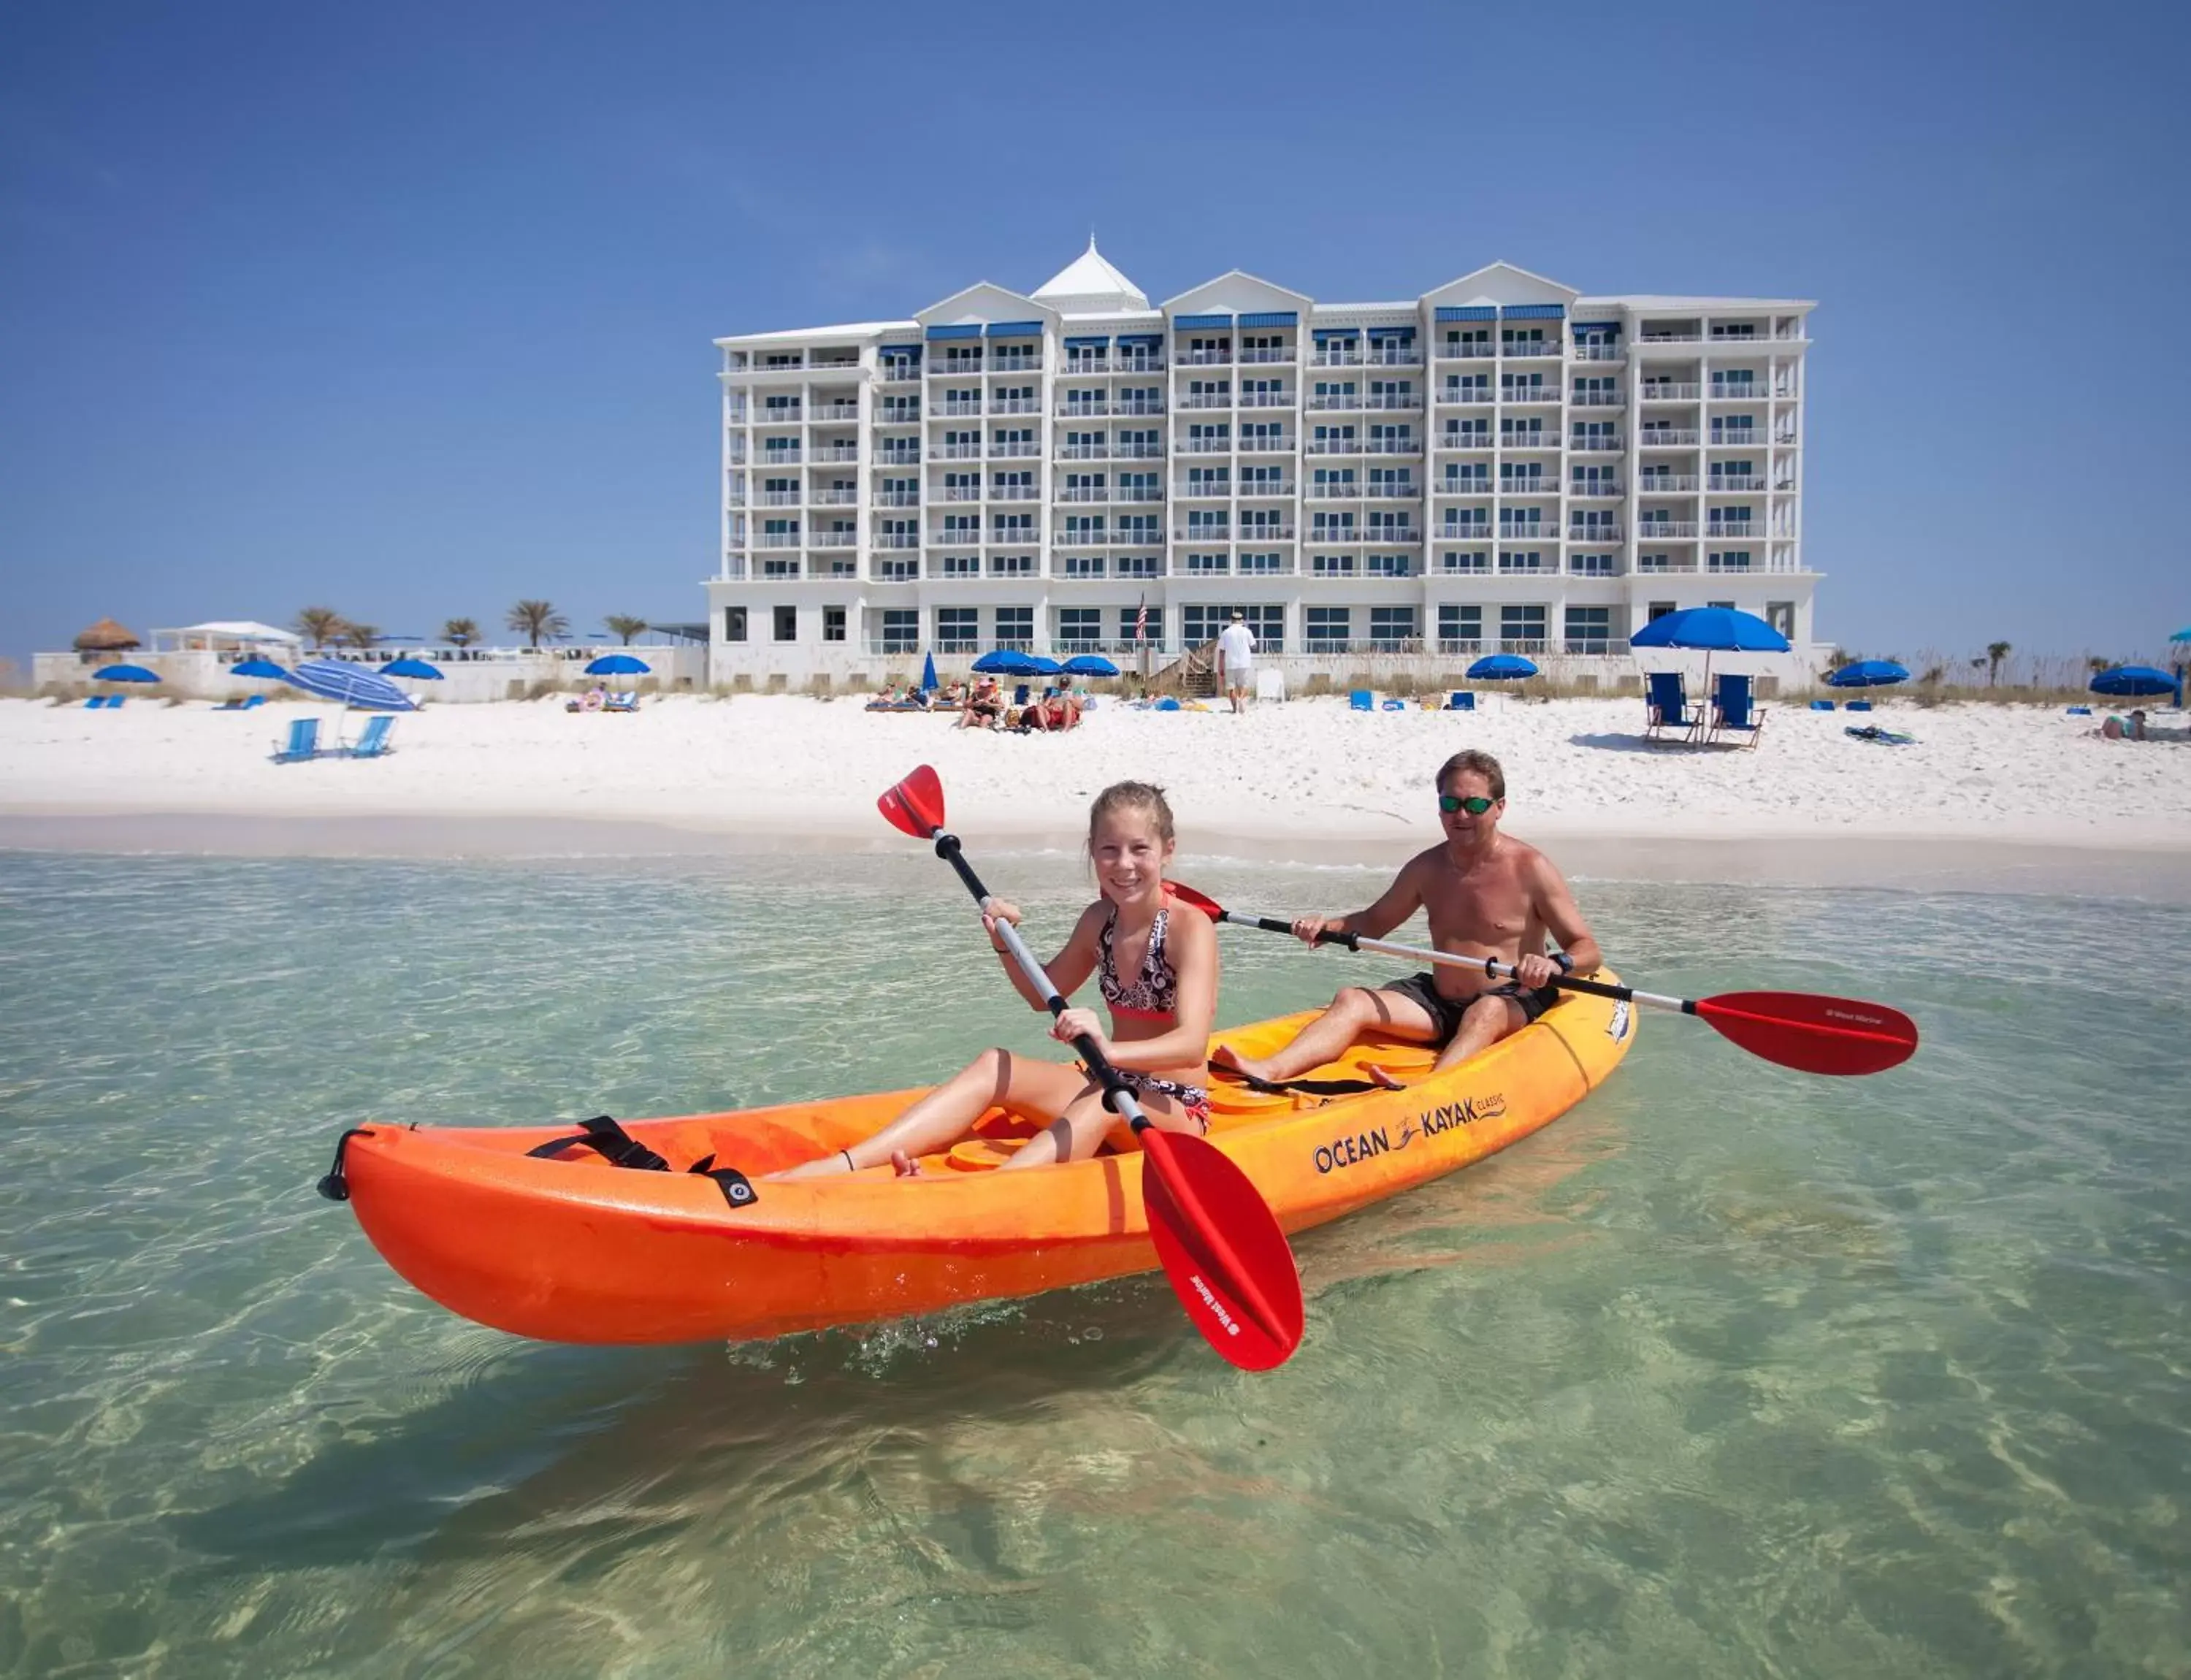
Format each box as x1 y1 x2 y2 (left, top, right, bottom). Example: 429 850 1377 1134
3 693 2187 892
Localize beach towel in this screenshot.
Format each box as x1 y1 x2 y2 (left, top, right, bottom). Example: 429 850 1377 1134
1846 725 1916 746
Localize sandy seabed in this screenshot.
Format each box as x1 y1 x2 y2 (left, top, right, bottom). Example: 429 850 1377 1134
2 693 2187 897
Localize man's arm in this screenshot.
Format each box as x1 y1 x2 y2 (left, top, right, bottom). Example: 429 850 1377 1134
1298 858 1426 946
1522 852 1603 981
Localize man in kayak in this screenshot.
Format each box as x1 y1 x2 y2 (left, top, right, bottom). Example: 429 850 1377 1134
1211 749 1603 1083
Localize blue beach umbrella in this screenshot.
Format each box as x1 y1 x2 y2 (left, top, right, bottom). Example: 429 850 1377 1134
585 654 651 676
1629 606 1790 653
383 657 444 680
2171 627 2191 643
286 660 416 711
229 657 293 681
919 651 938 692
1825 660 1910 689
2089 665 2181 701
1063 653 1120 677
972 649 1037 676
1467 653 1539 681
1022 654 1065 677
93 663 160 682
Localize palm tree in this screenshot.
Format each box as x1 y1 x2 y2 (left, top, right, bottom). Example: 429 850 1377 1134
1987 641 2011 685
603 614 650 645
443 617 480 649
341 621 381 651
295 606 345 650
507 600 569 649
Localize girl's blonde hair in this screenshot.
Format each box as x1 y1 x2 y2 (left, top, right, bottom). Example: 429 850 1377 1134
1085 782 1176 871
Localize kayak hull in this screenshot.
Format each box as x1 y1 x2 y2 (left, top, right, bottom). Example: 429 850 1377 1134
337 978 1635 1344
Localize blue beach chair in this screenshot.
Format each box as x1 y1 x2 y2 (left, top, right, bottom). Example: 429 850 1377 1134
344 715 396 759
1447 691 1475 712
271 717 321 763
83 695 110 709
1349 690 1374 712
1707 672 1766 749
1644 671 1694 741
1846 699 1873 713
1809 698 1835 711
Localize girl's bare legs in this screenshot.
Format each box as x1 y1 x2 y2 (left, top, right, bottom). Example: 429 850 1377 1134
766 1049 1089 1180
996 1085 1198 1171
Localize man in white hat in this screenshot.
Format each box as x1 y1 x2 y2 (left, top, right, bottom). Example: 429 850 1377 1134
1215 611 1256 715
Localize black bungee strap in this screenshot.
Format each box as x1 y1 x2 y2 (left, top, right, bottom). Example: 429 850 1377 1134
1208 1065 1396 1098
527 1117 757 1210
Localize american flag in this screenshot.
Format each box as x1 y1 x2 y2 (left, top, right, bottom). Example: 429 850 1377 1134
1134 595 1147 644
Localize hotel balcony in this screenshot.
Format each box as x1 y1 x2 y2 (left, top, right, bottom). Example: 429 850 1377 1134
1239 390 1294 408
1304 438 1361 454
1366 348 1423 365
873 557 919 582
930 443 982 461
990 397 1041 415
1114 353 1163 373
1637 475 1697 493
758 449 803 466
814 487 857 505
1708 475 1764 492
1366 438 1424 455
989 351 1041 372
814 443 860 462
1174 527 1234 543
1640 429 1701 447
1175 478 1232 498
1237 435 1292 453
1058 400 1109 418
1305 483 1361 499
1708 386 1768 402
1568 433 1623 451
1637 520 1700 538
1114 487 1163 504
1176 437 1232 453
1237 477 1296 496
1179 393 1234 410
1307 393 1365 411
814 402 860 423
1238 346 1296 364
1116 440 1166 457
1237 523 1295 541
1365 483 1421 498
992 484 1041 500
1177 348 1233 366
990 441 1041 457
873 445 919 464
757 405 804 423
1438 387 1495 408
1496 480 1555 498
930 358 984 377
1499 432 1559 450
759 489 802 507
1501 343 1562 359
876 364 920 383
936 483 978 502
1365 393 1423 410
940 399 983 417
757 532 801 549
872 490 919 507
1637 556 1699 573
1055 442 1109 459
1572 345 1626 362
875 408 921 426
809 531 857 549
1705 522 1756 540
1501 387 1560 405
1569 481 1624 497
1058 486 1109 502
1637 332 1704 344
1114 397 1165 415
1063 356 1109 376
1640 383 1702 401
1567 524 1624 541
1570 390 1625 408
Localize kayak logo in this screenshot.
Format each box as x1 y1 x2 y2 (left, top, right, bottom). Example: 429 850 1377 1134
1313 1125 1401 1175
1418 1092 1506 1139
1608 1001 1632 1042
1190 1272 1242 1336
1315 1095 1509 1171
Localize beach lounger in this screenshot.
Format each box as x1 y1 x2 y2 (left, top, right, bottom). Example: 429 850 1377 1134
271 717 321 763
1809 699 1835 711
83 695 110 709
603 690 639 712
1349 690 1374 712
343 715 396 759
1644 671 1695 741
1706 673 1766 749
1447 691 1475 712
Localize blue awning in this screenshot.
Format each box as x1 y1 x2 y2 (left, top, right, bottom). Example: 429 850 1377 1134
1174 313 1233 329
1116 333 1163 348
1238 311 1298 327
1572 321 1621 336
1063 335 1110 348
986 321 1043 338
1502 304 1567 320
1313 327 1361 340
925 324 982 340
1436 306 1497 321
1368 326 1416 340
878 343 922 358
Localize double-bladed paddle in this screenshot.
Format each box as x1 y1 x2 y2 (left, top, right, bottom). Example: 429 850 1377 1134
1166 882 1917 1077
878 765 1304 1370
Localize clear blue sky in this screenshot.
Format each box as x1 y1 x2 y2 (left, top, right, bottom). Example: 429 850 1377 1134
4 0 2184 672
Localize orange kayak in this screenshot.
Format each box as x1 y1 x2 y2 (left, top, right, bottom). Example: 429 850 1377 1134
327 978 1634 1345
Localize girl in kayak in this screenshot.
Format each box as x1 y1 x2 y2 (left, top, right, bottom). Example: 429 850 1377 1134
769 781 1218 1178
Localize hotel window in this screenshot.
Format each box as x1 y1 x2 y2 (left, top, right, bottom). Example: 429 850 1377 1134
773 606 797 642
1368 467 1411 490
1499 373 1546 393
936 608 978 651
1243 379 1283 401
1498 511 1542 535
1312 511 1356 536
1446 419 1489 445
1058 608 1102 647
1439 603 1483 649
939 554 979 576
1118 472 1157 496
822 607 846 643
1187 510 1228 535
1188 467 1229 491
1572 421 1615 447
1499 549 1545 573
1186 551 1230 574
763 353 800 367
1368 381 1413 402
1571 552 1616 576
993 607 1033 644
1443 510 1488 532
1311 553 1356 576
1119 386 1160 411
1314 467 1355 489
1188 380 1231 400
1239 551 1282 575
1315 381 1358 402
1242 465 1285 489
1649 600 1678 620
1445 329 1489 353
1767 601 1795 638
763 437 798 454
1711 370 1756 396
1064 516 1105 542
1448 374 1490 397
993 512 1033 537
1501 604 1547 647
1572 510 1617 533
1708 551 1754 571
1062 555 1106 579
1369 606 1417 647
1239 508 1285 533
1242 423 1285 448
1501 328 1545 348
1710 416 1756 443
993 470 1033 495
1306 607 1352 648
1501 419 1546 443
1369 424 1413 448
1118 513 1159 541
1366 553 1412 578
1573 377 1616 400
1118 429 1160 453
1188 424 1231 445
765 393 798 411
1065 389 1104 413
942 472 978 498
993 429 1033 448
1564 606 1612 652
762 558 797 577
1710 322 1757 338
1499 461 1545 486
1572 466 1616 492
990 554 1034 577
1366 510 1410 535
1122 605 1163 645
879 609 918 652
722 606 747 643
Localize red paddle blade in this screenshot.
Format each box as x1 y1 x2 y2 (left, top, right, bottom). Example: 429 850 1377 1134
1164 880 1225 920
877 764 945 839
1697 990 1919 1077
1139 1129 1303 1370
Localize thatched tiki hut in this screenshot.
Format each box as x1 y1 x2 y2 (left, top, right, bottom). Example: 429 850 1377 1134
73 618 142 665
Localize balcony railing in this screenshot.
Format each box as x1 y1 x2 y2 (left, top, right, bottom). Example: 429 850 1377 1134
1640 429 1701 446
1640 383 1702 400
875 408 920 426
758 490 802 508
1569 481 1624 497
1501 343 1561 358
1305 483 1361 499
989 352 1041 372
1496 478 1554 495
814 488 857 505
1637 520 1699 537
1177 349 1233 365
813 404 860 423
810 532 857 549
1176 478 1231 497
1501 387 1560 404
1365 393 1422 410
931 443 982 460
1439 386 1494 405
1709 386 1765 402
1239 391 1294 407
1570 391 1625 408
872 491 919 507
757 532 801 549
1367 348 1423 365
990 398 1041 415
1637 557 1698 572
1304 439 1361 454
1116 441 1166 457
1238 478 1295 495
1114 397 1165 415
939 485 981 502
940 400 983 416
1058 400 1107 418
1567 524 1624 541
1499 432 1557 448
1569 433 1622 451
1366 439 1425 455
876 366 920 383
1179 393 1234 409
1114 354 1162 373
1176 438 1232 453
1436 480 1491 498
1439 430 1493 449
1116 486 1163 502
1063 357 1109 376
873 446 919 464
757 405 803 421
1238 347 1295 364
1572 345 1626 362
1238 435 1292 453
1639 474 1698 492
1637 332 1703 344
991 441 1041 457
1059 486 1108 502
1705 523 1756 539
1366 483 1421 497
814 444 860 462
873 558 919 581
1056 443 1109 459
1237 523 1296 540
1307 393 1364 410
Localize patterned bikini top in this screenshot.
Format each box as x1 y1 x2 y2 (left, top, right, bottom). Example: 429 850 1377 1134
1098 904 1177 1019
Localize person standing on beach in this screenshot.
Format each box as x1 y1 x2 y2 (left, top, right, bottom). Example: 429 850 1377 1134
1215 611 1257 714
1212 749 1602 1083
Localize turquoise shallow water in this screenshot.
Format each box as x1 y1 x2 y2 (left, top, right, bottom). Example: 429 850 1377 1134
1 847 2188 1679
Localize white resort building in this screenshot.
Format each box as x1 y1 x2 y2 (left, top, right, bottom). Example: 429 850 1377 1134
708 245 1818 687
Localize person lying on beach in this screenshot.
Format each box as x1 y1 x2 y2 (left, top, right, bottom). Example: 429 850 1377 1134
767 781 1218 1179
957 677 1005 729
1021 690 1083 732
1212 749 1604 1085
